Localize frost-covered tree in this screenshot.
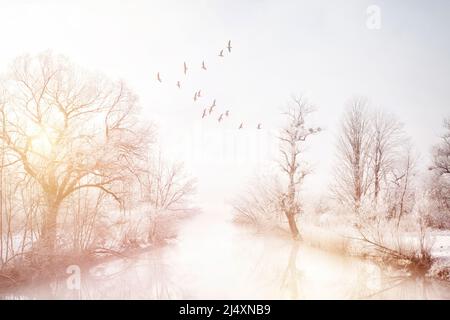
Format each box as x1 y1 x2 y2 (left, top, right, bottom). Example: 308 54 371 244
333 97 372 212
371 110 403 206
278 96 321 239
429 118 450 227
0 53 149 255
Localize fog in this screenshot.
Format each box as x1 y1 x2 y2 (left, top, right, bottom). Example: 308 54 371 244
1 0 450 300
5 212 450 299
1 0 450 202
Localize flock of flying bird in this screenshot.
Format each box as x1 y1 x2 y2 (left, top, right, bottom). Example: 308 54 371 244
156 40 262 130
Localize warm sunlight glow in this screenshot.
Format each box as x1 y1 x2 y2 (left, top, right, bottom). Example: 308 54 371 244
30 127 54 156
0 0 450 303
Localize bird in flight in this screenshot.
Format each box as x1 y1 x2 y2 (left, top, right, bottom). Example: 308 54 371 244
238 122 243 129
202 109 207 119
193 92 198 102
176 81 181 89
218 114 223 122
257 123 262 130
207 99 216 113
202 61 207 70
157 72 162 82
197 90 202 98
227 40 232 53
184 62 188 75
218 49 224 57
225 110 229 117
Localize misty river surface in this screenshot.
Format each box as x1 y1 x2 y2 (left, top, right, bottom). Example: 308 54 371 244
5 211 450 300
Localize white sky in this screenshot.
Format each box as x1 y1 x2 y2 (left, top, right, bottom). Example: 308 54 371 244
1 0 449 208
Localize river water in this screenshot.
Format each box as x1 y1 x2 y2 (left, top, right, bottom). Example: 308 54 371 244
3 210 450 299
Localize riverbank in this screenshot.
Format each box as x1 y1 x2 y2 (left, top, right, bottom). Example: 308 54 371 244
302 224 450 279
0 210 196 293
233 215 450 282
2 210 450 299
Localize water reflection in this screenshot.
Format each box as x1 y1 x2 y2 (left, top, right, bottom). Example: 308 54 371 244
2 212 450 299
280 241 301 299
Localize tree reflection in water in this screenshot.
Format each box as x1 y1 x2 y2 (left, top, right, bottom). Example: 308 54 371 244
3 214 450 300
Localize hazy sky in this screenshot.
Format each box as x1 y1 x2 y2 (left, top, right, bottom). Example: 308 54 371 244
1 0 449 208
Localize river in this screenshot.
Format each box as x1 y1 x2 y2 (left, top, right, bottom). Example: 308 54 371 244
3 210 450 299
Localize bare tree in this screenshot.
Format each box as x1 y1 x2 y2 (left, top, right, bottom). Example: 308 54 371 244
278 96 320 240
232 175 284 229
371 110 403 206
0 52 150 256
386 143 417 227
143 152 196 212
141 152 196 244
333 97 372 212
429 118 450 226
431 118 450 175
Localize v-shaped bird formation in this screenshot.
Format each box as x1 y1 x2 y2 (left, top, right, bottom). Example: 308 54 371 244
155 40 263 130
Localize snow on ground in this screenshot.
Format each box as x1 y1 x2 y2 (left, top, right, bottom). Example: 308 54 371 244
430 231 450 259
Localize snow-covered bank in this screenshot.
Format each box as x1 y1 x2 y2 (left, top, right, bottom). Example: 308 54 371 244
0 209 196 291
4 211 450 299
300 221 450 281
428 231 450 281
233 210 450 282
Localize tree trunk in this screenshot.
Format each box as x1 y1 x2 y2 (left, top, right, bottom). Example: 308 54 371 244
286 213 300 240
374 172 379 206
41 199 60 256
284 179 301 240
